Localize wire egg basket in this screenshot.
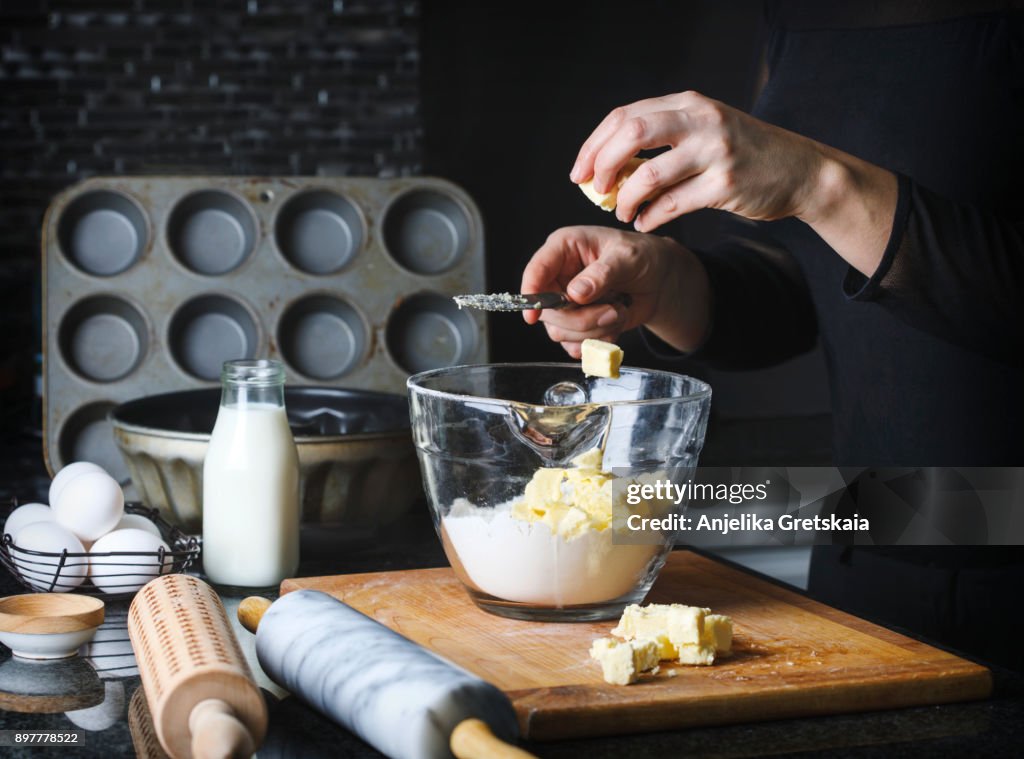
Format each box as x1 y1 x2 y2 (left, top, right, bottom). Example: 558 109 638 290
1 498 200 601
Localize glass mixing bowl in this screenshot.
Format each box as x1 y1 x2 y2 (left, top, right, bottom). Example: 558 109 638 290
407 363 711 621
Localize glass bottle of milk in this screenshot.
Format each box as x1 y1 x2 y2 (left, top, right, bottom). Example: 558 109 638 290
202 359 300 588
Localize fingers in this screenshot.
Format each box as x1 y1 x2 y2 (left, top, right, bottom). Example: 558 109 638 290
521 225 639 320
540 303 627 342
589 109 695 198
557 336 623 361
565 244 639 305
570 91 731 230
572 105 641 186
614 145 704 223
571 94 681 187
544 257 632 344
633 171 721 233
560 341 582 359
520 228 590 325
521 227 647 339
544 320 623 345
520 254 561 326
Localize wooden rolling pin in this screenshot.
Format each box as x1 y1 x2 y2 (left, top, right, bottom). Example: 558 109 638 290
238 592 535 759
127 575 267 759
128 686 170 759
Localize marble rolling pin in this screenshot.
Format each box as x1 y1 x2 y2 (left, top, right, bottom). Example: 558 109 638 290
127 575 268 759
237 592 533 759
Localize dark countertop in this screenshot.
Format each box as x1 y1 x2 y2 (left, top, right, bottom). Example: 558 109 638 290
1 503 1022 758
0 503 1019 757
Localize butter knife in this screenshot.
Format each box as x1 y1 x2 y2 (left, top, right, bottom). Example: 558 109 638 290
453 292 632 312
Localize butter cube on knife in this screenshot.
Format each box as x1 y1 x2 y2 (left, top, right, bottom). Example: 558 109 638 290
581 338 623 379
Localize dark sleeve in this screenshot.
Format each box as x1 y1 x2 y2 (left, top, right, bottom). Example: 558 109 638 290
844 174 1024 367
643 218 818 370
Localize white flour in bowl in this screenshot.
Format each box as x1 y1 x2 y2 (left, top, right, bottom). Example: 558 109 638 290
441 497 663 606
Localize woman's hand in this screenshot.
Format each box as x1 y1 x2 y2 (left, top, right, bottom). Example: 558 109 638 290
570 90 897 277
520 226 710 358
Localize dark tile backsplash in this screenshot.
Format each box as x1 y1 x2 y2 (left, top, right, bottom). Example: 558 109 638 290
0 0 423 447
1 0 832 476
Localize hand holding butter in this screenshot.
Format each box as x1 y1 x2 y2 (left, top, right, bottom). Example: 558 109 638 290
521 227 707 358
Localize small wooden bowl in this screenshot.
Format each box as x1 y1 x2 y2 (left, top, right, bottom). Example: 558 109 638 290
0 594 105 660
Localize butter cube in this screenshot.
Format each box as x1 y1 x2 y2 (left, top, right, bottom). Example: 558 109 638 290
571 448 603 471
646 633 678 661
581 338 623 379
675 644 717 666
578 157 648 211
703 613 733 654
556 506 591 538
511 453 620 536
589 637 660 686
612 603 709 648
510 500 543 521
607 603 732 669
524 467 565 504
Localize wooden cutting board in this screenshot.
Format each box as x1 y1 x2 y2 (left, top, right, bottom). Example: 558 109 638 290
280 550 991 740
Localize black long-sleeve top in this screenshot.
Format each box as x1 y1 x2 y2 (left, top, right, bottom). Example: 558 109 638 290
676 1 1024 466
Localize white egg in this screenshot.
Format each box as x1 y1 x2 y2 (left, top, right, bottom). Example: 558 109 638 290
52 470 125 543
48 461 106 509
113 513 161 539
2 502 53 541
89 529 171 594
11 521 89 591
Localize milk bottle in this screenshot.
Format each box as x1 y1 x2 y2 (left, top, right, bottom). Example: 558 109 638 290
203 359 300 587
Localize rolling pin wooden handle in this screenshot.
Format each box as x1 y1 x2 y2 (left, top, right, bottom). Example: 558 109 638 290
450 719 536 759
189 699 255 759
238 597 272 634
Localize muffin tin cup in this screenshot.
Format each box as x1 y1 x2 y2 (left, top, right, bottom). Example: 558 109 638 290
167 294 262 381
166 190 258 276
274 189 366 275
278 294 370 381
43 176 487 486
385 291 478 374
382 189 472 275
57 190 150 277
57 295 150 384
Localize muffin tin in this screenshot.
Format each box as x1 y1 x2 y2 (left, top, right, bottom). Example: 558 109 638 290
42 176 488 481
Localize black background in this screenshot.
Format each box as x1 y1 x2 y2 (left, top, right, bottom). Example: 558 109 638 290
1 0 831 501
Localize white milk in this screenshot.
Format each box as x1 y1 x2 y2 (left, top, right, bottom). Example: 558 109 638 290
202 402 300 587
